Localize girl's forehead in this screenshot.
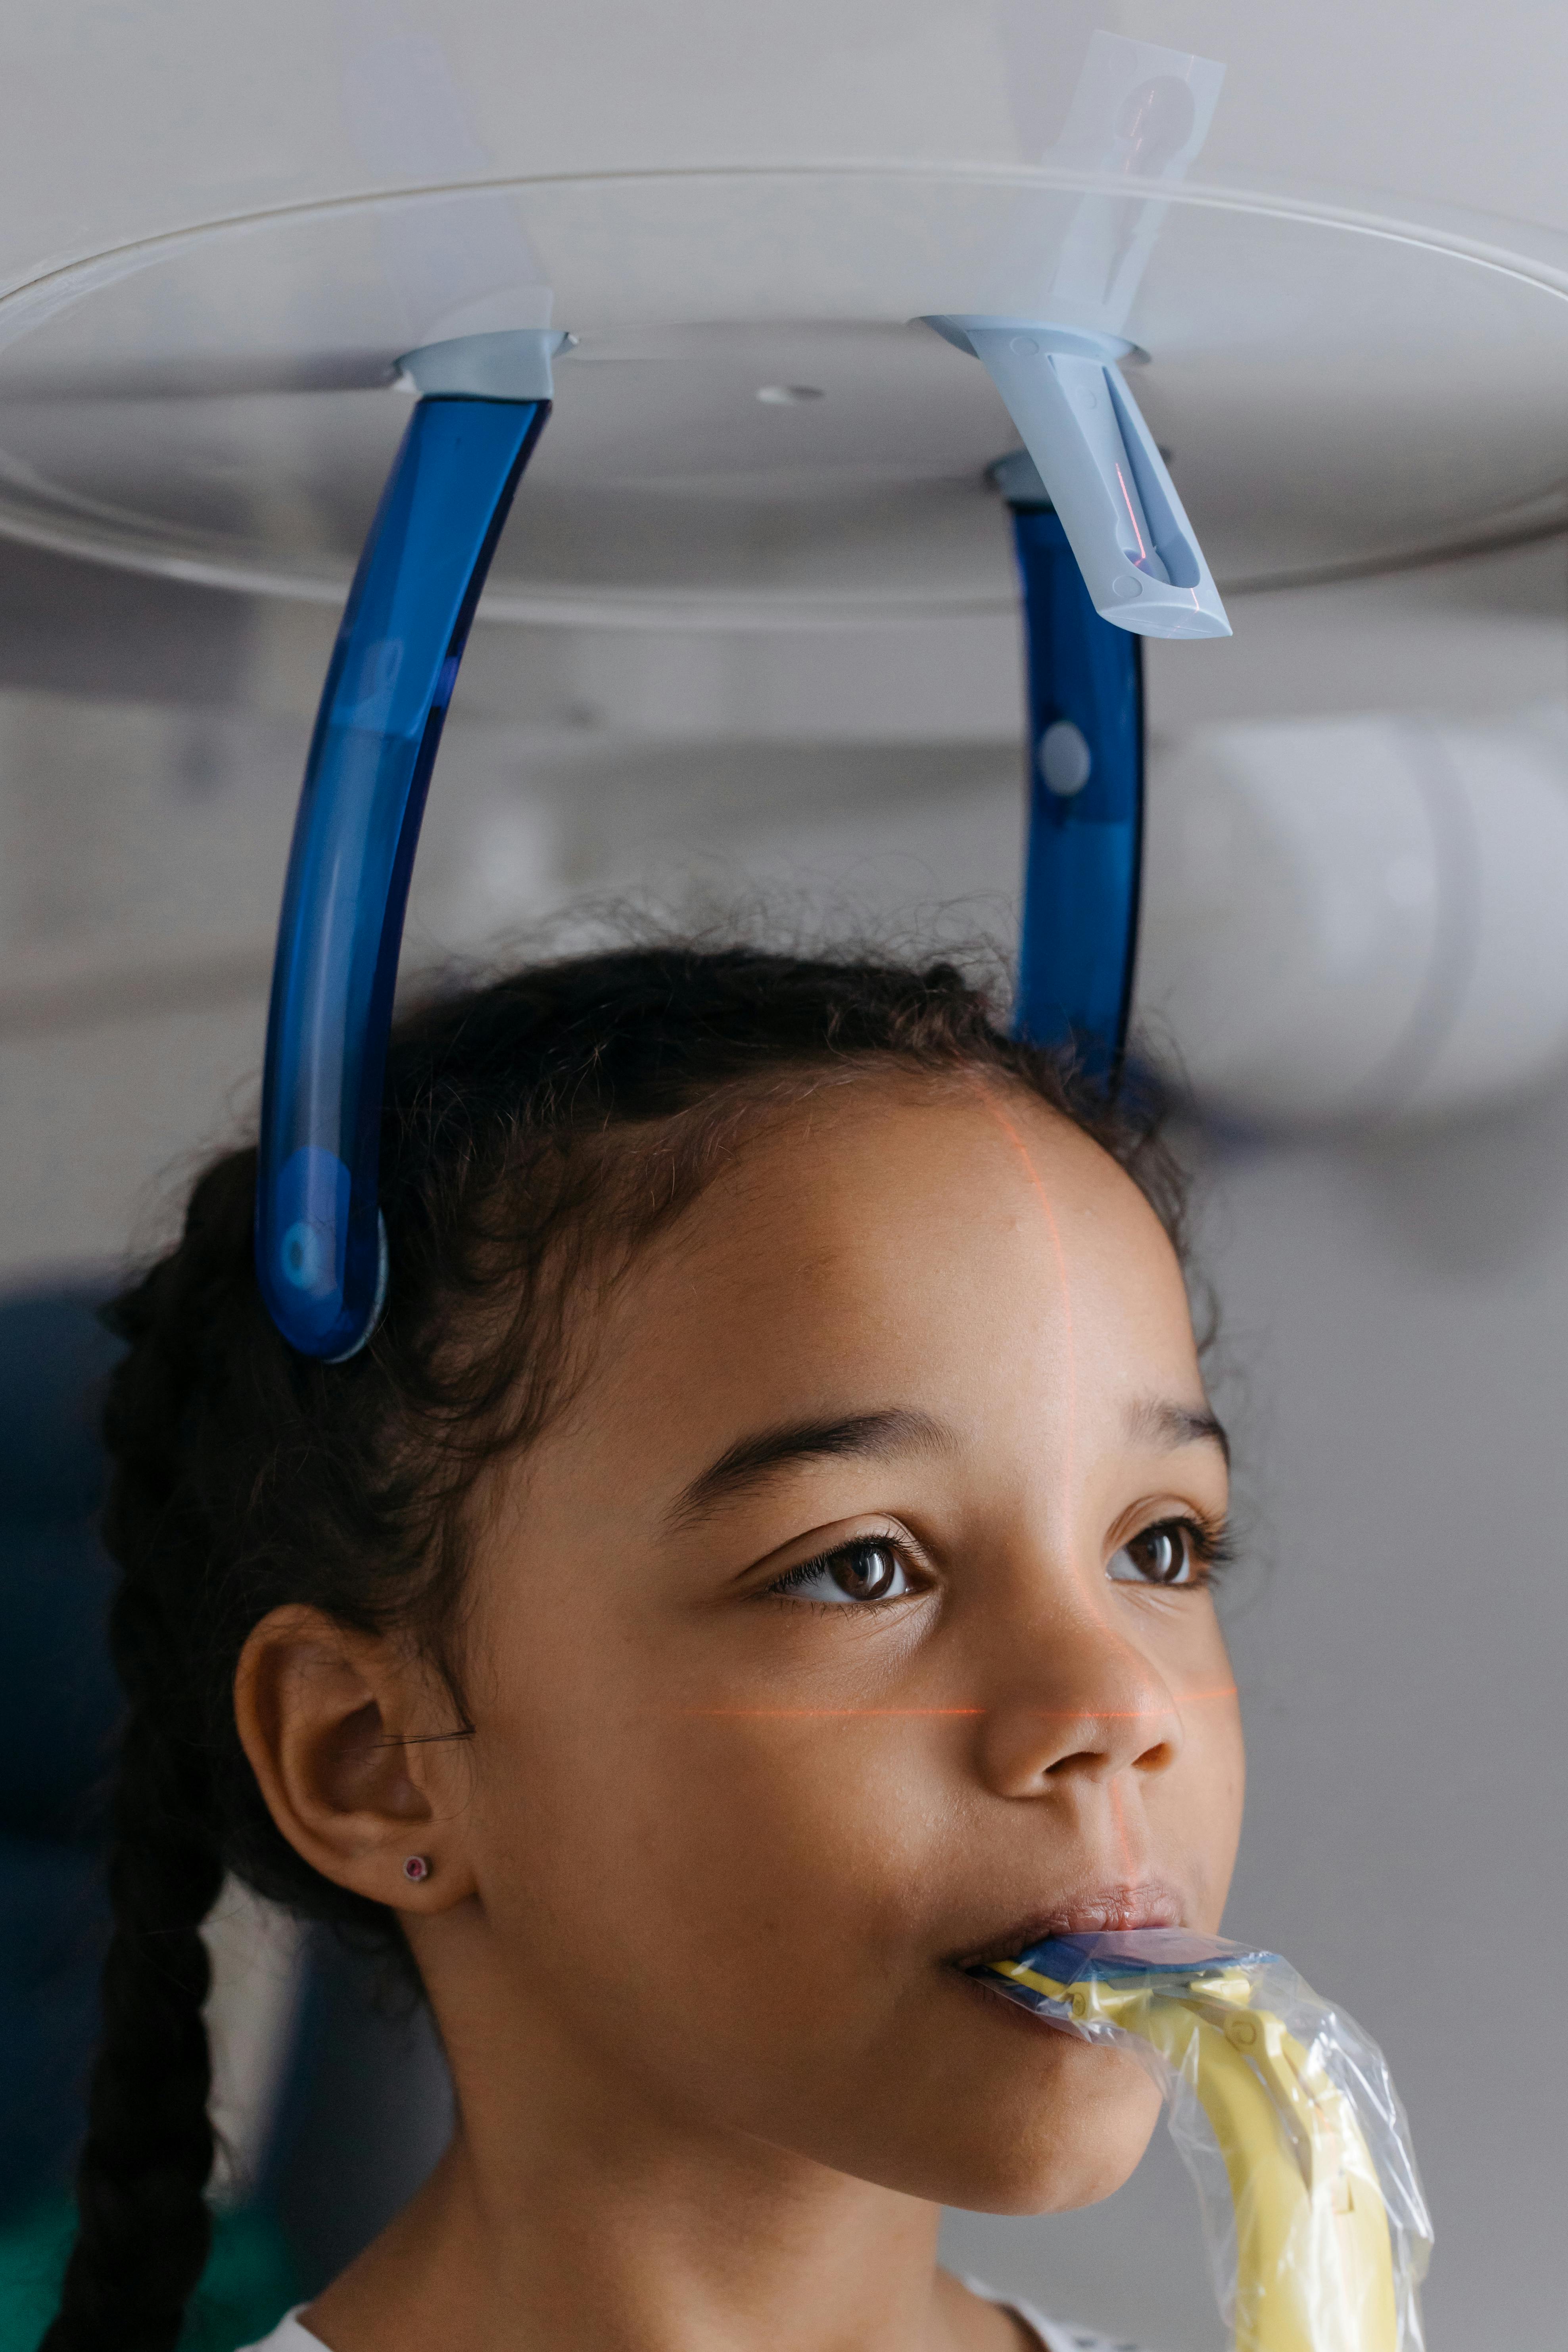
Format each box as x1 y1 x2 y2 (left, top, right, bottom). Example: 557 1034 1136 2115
674 1079 1167 1284
578 1081 1195 1425
480 1082 1213 1601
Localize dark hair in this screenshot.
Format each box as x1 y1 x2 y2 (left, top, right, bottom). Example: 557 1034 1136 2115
46 941 1189 2352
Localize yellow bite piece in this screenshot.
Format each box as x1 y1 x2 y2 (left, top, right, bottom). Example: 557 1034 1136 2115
991 1957 1399 2352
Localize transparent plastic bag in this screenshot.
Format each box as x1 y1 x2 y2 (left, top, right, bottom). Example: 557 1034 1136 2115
968 1928 1432 2352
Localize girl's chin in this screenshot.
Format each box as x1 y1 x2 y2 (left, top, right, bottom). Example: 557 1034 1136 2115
919 2075 1162 2216
924 1978 1163 2209
848 2093 1161 2219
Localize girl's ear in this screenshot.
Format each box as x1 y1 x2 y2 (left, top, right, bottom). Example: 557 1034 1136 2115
234 1605 478 1913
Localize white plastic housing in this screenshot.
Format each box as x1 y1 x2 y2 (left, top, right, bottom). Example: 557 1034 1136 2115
1137 709 1568 1127
923 317 1230 641
397 328 571 402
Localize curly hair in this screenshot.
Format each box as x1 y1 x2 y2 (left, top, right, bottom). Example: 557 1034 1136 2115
44 941 1190 2352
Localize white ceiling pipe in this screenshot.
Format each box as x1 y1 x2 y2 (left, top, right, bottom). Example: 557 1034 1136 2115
1136 708 1568 1129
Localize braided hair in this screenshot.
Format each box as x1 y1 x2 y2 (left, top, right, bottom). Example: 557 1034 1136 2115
45 941 1189 2352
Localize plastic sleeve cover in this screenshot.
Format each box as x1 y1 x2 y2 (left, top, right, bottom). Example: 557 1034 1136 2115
970 1928 1432 2352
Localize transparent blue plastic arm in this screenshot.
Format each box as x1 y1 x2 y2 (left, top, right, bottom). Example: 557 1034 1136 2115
1010 501 1144 1081
256 390 548 1358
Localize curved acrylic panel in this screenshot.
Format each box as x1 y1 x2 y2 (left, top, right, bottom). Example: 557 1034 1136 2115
257 394 548 1358
1011 506 1143 1080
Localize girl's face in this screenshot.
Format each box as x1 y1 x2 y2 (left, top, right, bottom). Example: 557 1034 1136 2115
430 1076 1242 2212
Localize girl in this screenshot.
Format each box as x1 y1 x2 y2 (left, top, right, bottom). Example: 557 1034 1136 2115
46 943 1242 2352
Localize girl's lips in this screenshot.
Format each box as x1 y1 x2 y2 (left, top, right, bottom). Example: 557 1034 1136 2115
950 1883 1185 1971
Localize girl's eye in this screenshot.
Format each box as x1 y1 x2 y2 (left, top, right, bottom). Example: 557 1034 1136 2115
1108 1518 1206 1587
769 1538 914 1606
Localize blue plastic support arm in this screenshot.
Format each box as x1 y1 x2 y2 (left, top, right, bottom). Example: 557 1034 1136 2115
1004 467 1144 1085
923 316 1229 643
255 329 566 1360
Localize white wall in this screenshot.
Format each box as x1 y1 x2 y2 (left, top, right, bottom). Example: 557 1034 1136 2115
3 538 1566 2348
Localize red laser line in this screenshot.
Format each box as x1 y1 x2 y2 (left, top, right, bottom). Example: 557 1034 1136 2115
676 1687 1236 1721
966 1078 1079 1536
962 1082 1211 1762
678 1707 987 1720
1113 464 1150 563
1024 1687 1237 1716
1109 1778 1136 1877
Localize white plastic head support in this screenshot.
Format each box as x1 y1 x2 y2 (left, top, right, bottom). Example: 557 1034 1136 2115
395 327 574 402
924 317 1230 642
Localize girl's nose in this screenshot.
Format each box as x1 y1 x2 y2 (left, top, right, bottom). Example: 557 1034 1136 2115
974 1597 1184 1799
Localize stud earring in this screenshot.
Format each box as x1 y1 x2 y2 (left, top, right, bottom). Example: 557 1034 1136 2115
403 1855 431 1884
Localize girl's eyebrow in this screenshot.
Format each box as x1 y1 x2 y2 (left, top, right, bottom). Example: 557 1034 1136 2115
667 1407 956 1530
1125 1396 1230 1466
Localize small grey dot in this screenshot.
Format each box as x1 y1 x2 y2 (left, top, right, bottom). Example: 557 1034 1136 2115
756 383 825 405
1039 719 1093 798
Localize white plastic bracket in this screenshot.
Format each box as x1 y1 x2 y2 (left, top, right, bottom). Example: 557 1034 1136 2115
394 327 575 403
923 316 1230 642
